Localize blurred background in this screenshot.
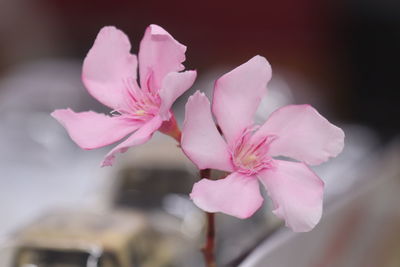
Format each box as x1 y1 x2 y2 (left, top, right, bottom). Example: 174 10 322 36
0 0 399 266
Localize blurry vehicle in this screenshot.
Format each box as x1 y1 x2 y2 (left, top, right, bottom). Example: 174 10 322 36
11 210 174 267
112 159 195 211
108 137 197 212
103 138 204 266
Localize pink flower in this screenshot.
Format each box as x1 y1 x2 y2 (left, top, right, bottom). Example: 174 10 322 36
51 25 196 166
181 56 344 232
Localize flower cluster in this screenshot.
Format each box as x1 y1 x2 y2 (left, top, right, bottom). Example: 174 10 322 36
52 25 344 232
52 25 196 166
181 56 344 232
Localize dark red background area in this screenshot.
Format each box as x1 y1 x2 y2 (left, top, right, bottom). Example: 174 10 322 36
3 0 400 139
43 0 346 117
44 0 337 71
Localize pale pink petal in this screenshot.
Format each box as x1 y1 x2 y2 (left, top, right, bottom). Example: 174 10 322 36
82 26 137 110
51 109 141 150
190 172 263 219
212 56 272 146
102 115 163 166
158 70 197 120
181 91 233 172
258 160 324 232
254 105 345 165
139 24 186 92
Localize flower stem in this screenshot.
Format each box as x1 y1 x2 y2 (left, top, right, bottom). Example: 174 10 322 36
202 212 217 267
159 114 182 142
167 125 217 267
200 169 217 267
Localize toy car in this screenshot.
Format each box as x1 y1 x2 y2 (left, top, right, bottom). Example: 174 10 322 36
11 209 174 267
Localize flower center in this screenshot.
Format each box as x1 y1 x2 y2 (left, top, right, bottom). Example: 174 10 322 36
122 78 161 121
135 109 146 116
232 129 276 175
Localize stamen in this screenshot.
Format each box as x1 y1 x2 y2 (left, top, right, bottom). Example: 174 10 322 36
135 110 146 116
121 76 162 121
232 127 276 175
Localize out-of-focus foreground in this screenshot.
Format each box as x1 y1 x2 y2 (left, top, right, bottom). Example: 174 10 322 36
0 0 399 266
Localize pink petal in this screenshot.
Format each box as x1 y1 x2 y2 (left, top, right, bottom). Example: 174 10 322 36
258 160 324 232
255 105 345 165
139 24 186 92
181 91 233 172
158 70 197 120
82 26 137 110
190 172 263 219
51 109 141 150
212 55 272 146
102 115 163 166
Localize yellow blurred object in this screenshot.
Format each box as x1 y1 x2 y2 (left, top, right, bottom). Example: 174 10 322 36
11 210 174 267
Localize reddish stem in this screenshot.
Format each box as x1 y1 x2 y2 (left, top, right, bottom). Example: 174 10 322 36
202 212 217 267
159 114 182 142
165 123 217 267
200 169 217 267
